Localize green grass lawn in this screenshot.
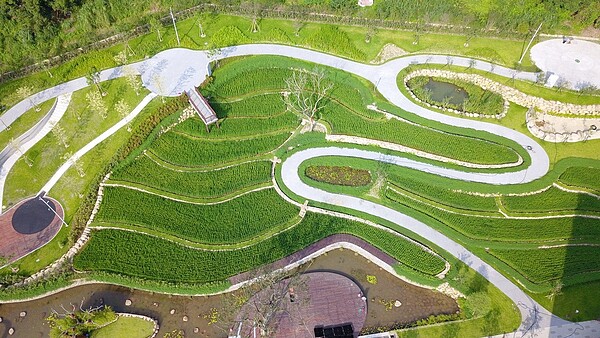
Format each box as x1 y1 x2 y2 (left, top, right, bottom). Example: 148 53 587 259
0 12 543 110
0 99 55 153
91 315 154 338
3 77 148 209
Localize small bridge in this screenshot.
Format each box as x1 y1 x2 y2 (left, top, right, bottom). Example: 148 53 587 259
185 88 218 129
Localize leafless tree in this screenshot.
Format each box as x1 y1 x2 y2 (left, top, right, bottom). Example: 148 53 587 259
85 90 108 119
283 68 333 130
16 85 40 112
210 267 312 338
52 123 69 148
124 66 142 96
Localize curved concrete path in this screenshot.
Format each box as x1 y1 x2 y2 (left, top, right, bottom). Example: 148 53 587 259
0 93 72 208
281 147 569 336
0 44 595 336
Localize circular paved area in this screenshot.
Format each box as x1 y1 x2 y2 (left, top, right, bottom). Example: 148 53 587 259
0 196 63 265
140 48 208 97
530 39 600 89
237 272 367 338
12 197 56 234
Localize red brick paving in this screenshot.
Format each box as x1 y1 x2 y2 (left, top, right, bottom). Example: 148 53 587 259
238 272 367 338
0 196 63 265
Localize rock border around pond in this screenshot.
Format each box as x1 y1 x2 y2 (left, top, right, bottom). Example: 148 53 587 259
404 71 509 119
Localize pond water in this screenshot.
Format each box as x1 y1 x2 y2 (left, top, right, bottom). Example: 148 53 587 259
0 250 458 337
423 78 469 106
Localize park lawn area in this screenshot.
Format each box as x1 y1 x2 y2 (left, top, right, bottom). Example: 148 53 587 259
91 315 154 338
0 98 161 278
2 77 148 208
0 99 55 152
0 11 542 109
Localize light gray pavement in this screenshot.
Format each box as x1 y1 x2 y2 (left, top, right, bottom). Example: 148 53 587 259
0 93 71 208
531 39 600 90
280 147 569 337
1 44 597 336
40 92 156 195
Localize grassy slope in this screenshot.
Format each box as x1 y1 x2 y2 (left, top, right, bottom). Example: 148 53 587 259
3 78 149 208
0 12 547 110
91 316 154 338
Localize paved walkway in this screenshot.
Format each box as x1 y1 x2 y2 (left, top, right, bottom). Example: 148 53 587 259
531 39 600 90
0 44 597 337
280 147 570 337
0 93 71 208
40 92 156 195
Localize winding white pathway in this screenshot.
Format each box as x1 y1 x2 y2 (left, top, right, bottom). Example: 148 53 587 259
1 43 597 337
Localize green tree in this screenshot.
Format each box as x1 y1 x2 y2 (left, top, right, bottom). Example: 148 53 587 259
46 304 116 338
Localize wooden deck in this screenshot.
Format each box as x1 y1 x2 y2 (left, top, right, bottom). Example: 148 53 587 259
0 196 63 266
185 88 218 125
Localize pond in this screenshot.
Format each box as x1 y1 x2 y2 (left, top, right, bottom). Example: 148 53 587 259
0 247 458 337
423 78 469 106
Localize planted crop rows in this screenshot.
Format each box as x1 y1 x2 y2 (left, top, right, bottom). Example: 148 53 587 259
321 102 520 165
387 173 498 212
149 131 290 166
490 246 600 284
75 213 445 283
385 188 600 242
559 166 600 193
95 187 299 244
111 157 272 199
501 187 600 214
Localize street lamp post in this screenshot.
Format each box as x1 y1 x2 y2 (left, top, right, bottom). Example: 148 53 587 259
170 7 181 46
38 195 68 227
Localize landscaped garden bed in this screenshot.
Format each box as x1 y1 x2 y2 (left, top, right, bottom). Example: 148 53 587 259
305 165 372 186
405 75 505 118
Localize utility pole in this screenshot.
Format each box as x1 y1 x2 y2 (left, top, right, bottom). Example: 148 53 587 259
518 22 543 64
170 7 180 46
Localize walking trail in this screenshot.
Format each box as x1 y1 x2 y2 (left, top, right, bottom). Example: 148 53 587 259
1 41 598 337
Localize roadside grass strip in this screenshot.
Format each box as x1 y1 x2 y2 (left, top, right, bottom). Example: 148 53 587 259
384 188 600 243
490 246 600 286
75 212 446 283
110 156 272 199
94 186 299 245
148 131 291 167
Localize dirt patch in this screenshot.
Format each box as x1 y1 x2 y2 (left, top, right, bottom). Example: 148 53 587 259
309 249 459 333
370 44 408 64
0 250 458 337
